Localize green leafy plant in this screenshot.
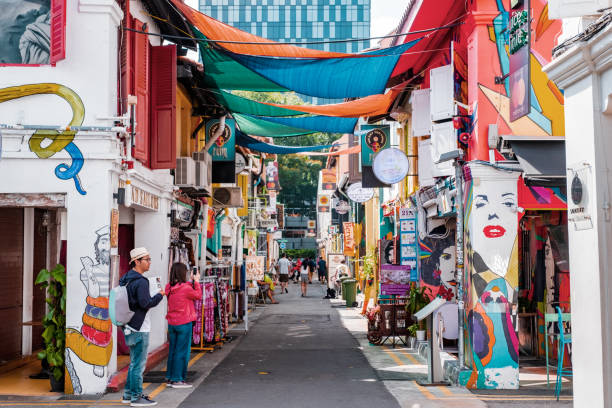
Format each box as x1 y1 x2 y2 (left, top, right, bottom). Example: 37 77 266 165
360 249 377 282
408 323 418 337
35 264 66 381
406 283 430 330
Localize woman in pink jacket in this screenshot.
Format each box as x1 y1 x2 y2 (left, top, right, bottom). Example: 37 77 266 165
165 263 202 388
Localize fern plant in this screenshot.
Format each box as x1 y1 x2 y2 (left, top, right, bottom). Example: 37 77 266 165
35 264 66 382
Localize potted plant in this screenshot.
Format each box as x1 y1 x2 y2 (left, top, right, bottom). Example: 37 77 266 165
35 264 66 392
406 283 430 342
360 250 377 286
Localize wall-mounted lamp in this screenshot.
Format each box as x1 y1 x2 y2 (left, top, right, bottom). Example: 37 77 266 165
113 187 125 205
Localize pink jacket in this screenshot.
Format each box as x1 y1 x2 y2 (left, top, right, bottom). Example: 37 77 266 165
165 281 202 326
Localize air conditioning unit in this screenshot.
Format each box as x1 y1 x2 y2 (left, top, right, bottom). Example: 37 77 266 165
212 187 243 208
192 151 212 190
175 157 196 187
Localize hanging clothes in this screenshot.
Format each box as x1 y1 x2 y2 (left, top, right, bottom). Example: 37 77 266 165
204 282 215 343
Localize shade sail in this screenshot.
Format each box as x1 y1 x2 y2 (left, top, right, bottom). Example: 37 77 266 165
246 114 358 134
224 39 421 98
236 131 332 154
172 0 366 58
296 144 361 156
216 88 402 118
213 90 306 117
233 113 315 137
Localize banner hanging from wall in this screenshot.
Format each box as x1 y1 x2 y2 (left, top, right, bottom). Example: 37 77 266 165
343 222 355 256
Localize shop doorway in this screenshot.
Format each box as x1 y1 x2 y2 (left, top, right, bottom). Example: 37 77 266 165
116 224 134 356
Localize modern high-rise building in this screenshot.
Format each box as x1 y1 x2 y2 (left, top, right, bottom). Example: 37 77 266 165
199 0 371 53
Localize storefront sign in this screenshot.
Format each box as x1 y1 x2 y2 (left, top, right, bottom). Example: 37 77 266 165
343 222 355 256
130 186 159 211
206 119 236 161
318 195 330 212
372 148 409 185
567 163 593 230
322 169 337 190
380 265 411 296
346 182 374 203
335 200 351 215
509 0 531 122
307 220 316 229
110 209 119 248
245 256 265 280
359 125 390 166
399 207 418 281
328 224 339 234
265 161 281 191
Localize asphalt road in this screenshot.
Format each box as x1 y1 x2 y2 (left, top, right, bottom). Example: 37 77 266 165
178 282 401 408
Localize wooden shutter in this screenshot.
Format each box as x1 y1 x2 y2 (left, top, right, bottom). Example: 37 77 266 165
119 0 133 114
133 20 150 165
50 0 66 64
150 45 177 169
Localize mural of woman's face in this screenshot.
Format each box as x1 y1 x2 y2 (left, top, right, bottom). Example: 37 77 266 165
438 246 456 290
472 190 518 277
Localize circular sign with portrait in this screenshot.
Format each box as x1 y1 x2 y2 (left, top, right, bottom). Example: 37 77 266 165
365 128 387 153
372 148 410 184
346 182 374 203
209 122 232 147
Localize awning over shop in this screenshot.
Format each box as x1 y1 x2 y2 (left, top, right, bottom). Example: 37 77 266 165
236 131 333 154
507 136 566 186
214 88 402 118
224 39 421 99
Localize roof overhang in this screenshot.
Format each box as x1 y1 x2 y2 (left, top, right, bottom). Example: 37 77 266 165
502 135 566 187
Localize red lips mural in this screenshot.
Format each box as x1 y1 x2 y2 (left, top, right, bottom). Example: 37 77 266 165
483 225 506 238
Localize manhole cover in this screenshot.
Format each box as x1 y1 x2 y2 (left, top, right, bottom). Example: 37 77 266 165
260 314 331 324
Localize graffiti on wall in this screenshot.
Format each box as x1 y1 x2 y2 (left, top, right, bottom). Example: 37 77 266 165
419 226 456 301
65 226 112 394
0 83 86 194
460 170 520 389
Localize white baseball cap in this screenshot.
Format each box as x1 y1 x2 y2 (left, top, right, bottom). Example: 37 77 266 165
130 247 150 263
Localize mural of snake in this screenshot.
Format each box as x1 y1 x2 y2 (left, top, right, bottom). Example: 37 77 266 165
0 83 87 194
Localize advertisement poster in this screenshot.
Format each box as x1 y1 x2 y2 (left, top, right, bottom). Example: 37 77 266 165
380 265 411 296
327 253 347 289
245 256 265 281
206 119 236 161
343 222 355 256
265 161 281 191
318 195 330 212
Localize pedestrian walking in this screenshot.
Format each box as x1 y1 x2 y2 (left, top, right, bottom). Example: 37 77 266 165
317 256 327 285
165 263 202 389
300 258 310 297
120 247 164 407
277 253 291 294
307 257 316 284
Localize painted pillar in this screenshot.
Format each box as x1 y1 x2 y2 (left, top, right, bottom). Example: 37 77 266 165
64 161 114 395
460 162 520 389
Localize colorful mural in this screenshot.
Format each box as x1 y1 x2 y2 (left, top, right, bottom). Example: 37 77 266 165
0 83 86 194
65 226 113 394
0 1 50 65
460 164 520 389
419 226 457 301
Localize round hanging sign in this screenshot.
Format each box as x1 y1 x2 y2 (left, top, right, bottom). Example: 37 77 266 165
335 200 351 215
372 148 409 185
235 152 247 174
346 182 374 203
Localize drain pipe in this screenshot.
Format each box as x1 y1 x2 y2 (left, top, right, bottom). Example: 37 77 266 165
454 157 465 369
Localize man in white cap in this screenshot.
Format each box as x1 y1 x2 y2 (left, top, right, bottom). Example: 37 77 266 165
120 247 164 407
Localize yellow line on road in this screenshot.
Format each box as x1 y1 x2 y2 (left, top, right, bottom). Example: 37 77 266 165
381 346 407 367
397 349 420 365
148 382 167 399
437 385 453 396
413 380 436 400
188 352 205 368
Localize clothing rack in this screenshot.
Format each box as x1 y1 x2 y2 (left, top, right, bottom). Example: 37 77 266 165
191 276 231 352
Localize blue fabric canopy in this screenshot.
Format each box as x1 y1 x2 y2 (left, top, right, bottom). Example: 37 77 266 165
246 114 358 134
236 131 332 154
224 39 422 99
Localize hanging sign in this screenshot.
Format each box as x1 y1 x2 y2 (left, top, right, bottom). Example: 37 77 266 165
206 119 236 161
335 200 351 215
322 169 337 191
380 265 411 296
307 220 316 229
372 148 409 184
359 125 390 166
509 0 531 122
346 182 374 203
318 195 330 212
343 222 355 256
399 207 419 281
265 161 281 191
235 152 247 174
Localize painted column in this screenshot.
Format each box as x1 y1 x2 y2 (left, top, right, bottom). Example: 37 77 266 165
460 162 520 389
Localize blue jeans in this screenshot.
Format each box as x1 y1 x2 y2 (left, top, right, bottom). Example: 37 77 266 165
166 322 192 382
123 330 149 401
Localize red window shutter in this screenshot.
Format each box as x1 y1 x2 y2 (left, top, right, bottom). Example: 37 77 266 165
118 0 133 114
50 0 66 64
150 45 177 170
133 20 149 166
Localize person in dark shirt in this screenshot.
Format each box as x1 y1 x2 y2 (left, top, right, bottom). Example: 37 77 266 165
317 256 327 285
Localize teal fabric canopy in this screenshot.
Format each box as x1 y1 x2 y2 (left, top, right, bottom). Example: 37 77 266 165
236 131 332 154
233 113 315 137
248 114 358 134
213 90 306 117
223 39 422 98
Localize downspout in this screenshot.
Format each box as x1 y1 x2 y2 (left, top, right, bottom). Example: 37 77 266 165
454 157 465 369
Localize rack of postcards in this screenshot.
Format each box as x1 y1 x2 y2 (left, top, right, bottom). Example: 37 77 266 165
191 273 232 351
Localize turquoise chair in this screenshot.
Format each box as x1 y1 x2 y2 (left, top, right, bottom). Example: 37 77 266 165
554 306 572 400
544 304 571 386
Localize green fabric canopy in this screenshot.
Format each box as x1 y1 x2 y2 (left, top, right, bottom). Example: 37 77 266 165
233 113 315 137
213 90 306 117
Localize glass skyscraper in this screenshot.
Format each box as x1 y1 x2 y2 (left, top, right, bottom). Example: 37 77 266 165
199 0 370 53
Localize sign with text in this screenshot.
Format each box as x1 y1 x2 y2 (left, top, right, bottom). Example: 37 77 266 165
343 222 355 256
380 265 411 296
206 119 236 161
399 207 419 281
318 195 330 212
322 168 337 190
509 0 531 122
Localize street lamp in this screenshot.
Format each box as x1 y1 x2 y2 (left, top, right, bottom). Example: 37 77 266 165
436 149 466 369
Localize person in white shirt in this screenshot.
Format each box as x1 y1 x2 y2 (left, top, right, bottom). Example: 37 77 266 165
277 253 291 294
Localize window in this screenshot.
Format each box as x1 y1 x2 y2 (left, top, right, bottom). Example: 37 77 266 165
0 0 65 65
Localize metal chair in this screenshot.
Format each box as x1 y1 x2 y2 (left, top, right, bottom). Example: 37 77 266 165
554 306 572 400
544 302 571 386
